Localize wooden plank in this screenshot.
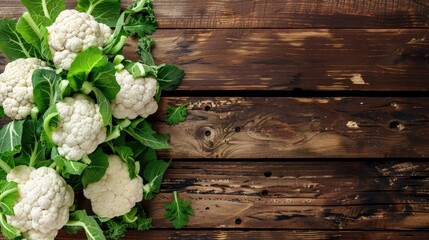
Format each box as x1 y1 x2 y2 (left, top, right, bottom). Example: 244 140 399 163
51 230 429 240
141 161 429 229
2 30 428 91
128 29 429 91
151 97 429 159
1 0 428 28
2 97 429 158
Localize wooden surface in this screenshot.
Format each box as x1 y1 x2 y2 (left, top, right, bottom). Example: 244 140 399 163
1 0 429 239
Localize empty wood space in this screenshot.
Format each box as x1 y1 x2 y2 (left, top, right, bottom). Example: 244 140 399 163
1 0 429 239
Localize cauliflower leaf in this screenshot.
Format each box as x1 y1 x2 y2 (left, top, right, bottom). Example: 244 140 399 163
81 148 109 188
76 0 121 27
156 64 185 91
66 210 106 240
125 120 171 150
143 159 170 200
0 212 20 239
164 191 194 229
0 121 24 156
0 19 34 61
32 69 63 114
21 0 65 21
165 103 189 125
0 180 18 216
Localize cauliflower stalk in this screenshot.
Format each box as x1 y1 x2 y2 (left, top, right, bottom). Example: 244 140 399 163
5 166 74 240
0 58 51 120
47 94 107 161
47 9 112 70
84 155 143 219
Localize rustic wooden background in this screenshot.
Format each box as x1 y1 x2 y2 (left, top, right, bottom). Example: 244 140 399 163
1 0 429 239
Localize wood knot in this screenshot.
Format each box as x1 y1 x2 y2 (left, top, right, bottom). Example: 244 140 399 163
389 121 405 131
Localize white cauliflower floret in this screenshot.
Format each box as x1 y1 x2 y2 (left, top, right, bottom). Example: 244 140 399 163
6 166 74 240
47 9 112 70
84 155 143 219
111 69 158 119
52 94 106 161
0 58 51 120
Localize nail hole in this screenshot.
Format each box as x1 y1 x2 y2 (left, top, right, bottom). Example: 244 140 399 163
261 190 268 196
205 207 210 210
389 121 405 131
264 171 272 178
205 130 211 136
204 105 211 111
235 127 241 132
235 218 242 225
390 101 399 109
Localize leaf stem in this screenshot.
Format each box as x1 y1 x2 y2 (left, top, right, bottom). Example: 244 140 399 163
0 188 15 202
43 112 58 143
0 158 11 174
42 0 51 19
28 140 39 168
22 12 41 38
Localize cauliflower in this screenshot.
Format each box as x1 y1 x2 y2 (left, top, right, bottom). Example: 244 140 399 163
0 58 51 120
6 166 74 240
83 155 143 219
52 94 106 161
47 9 112 70
111 69 158 119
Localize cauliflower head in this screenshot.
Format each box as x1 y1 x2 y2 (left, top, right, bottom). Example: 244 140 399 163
47 9 112 70
52 94 106 161
83 155 143 219
6 166 74 240
0 58 51 120
111 69 158 119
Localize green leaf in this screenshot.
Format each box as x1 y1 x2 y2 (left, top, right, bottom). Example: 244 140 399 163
104 219 126 239
66 210 106 240
156 64 185 91
53 149 88 178
42 105 59 145
90 62 120 100
0 107 5 118
40 26 52 61
102 12 126 55
114 146 136 179
20 119 45 168
32 69 62 114
0 180 18 216
165 103 189 125
0 121 24 156
81 148 109 188
124 61 157 78
93 88 112 127
124 14 157 37
164 191 194 229
0 212 21 239
0 18 33 60
76 0 121 27
67 47 105 91
137 37 155 66
20 0 66 20
143 159 170 200
125 120 171 150
16 13 52 54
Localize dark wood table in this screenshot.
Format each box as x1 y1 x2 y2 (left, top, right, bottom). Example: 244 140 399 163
1 0 429 239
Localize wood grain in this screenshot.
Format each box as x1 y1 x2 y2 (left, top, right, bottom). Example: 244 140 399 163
1 0 428 28
143 161 429 229
5 28 428 92
129 29 429 91
150 97 429 158
51 230 429 240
